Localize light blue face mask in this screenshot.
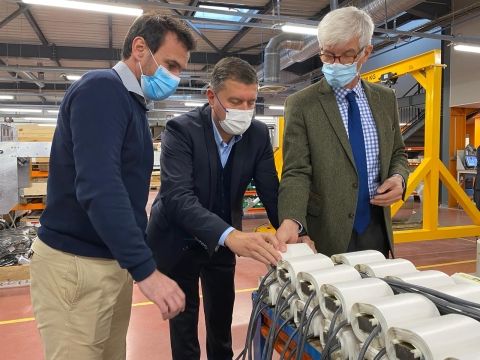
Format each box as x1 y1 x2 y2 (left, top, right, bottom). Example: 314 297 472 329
140 50 180 101
322 62 359 88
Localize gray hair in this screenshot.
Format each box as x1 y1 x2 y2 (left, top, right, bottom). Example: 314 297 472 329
317 6 374 50
209 57 258 93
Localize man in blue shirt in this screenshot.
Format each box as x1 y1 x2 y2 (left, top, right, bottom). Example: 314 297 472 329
147 57 283 359
29 13 195 360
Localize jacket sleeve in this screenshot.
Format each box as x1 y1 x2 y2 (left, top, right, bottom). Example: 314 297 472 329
278 96 313 231
253 123 280 229
159 119 230 255
71 77 156 281
387 91 410 199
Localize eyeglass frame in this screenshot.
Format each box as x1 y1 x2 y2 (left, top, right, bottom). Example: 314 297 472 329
319 46 366 65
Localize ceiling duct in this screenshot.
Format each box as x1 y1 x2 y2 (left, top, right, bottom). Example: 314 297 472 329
259 33 305 93
258 0 425 92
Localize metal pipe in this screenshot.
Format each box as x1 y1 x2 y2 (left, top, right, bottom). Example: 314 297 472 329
330 0 338 10
263 33 305 84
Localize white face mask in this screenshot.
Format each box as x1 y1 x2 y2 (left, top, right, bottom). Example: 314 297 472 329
213 91 255 135
219 108 254 135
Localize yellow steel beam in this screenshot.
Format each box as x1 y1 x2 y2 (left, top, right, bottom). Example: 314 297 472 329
274 117 284 178
438 162 480 224
391 158 432 215
394 225 480 243
361 50 442 82
363 49 480 243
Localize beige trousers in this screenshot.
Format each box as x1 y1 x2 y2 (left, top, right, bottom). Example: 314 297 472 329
30 238 133 360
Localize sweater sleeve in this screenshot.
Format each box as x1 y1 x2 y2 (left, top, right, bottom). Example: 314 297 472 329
69 76 156 281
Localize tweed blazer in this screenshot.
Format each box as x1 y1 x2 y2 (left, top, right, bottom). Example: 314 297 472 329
278 78 409 255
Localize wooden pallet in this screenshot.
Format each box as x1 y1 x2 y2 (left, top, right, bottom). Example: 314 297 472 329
15 124 55 142
0 264 30 288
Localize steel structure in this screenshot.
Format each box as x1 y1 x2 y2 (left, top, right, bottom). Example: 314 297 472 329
361 49 480 243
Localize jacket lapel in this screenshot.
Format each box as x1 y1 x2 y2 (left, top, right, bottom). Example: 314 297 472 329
317 79 355 167
362 80 389 179
202 106 219 209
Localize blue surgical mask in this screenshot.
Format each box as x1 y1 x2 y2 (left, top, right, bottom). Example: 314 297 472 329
322 62 359 88
140 50 180 101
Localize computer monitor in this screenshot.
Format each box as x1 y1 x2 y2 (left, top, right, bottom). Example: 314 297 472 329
465 155 477 168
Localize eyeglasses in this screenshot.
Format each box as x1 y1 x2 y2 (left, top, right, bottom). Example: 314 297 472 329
319 47 365 65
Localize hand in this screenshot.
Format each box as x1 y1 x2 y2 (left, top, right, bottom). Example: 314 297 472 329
224 230 282 266
276 219 301 249
137 270 185 320
298 235 316 253
370 175 404 207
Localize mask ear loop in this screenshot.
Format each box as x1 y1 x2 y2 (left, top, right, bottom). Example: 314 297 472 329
138 48 159 76
213 91 228 113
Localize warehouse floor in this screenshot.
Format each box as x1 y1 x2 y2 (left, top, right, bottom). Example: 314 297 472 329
0 195 478 360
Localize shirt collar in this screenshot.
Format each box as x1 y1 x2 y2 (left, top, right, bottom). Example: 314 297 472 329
211 118 242 147
333 79 366 101
113 62 143 97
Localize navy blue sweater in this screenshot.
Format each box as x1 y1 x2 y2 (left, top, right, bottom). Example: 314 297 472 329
38 69 156 281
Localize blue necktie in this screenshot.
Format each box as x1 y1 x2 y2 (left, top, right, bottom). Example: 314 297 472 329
346 91 371 234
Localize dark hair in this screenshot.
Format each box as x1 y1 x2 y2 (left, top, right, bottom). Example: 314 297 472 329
210 57 258 92
122 12 195 59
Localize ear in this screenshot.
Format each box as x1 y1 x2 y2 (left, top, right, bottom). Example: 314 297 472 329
130 36 149 63
206 88 215 106
361 44 374 63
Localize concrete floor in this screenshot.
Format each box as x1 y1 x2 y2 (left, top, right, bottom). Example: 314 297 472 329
0 196 478 359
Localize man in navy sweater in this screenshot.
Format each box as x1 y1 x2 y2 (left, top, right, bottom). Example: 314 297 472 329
29 13 195 360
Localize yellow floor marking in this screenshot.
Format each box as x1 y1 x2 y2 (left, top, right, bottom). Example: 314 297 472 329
0 287 260 325
416 259 476 269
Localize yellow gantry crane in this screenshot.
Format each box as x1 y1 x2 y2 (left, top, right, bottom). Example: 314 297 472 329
361 49 480 243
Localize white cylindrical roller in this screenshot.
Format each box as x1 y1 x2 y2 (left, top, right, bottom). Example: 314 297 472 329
319 317 331 348
364 346 379 360
386 314 480 360
355 258 417 278
450 272 480 286
387 270 455 289
312 312 323 338
331 250 386 266
280 243 315 262
445 353 480 360
350 293 440 349
320 278 393 322
336 326 360 360
296 265 361 302
277 253 334 290
268 282 280 306
292 298 305 327
437 283 480 304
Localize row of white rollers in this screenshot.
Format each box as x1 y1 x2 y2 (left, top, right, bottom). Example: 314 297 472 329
264 243 480 360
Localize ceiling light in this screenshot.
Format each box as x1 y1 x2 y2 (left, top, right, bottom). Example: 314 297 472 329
0 108 42 113
268 105 284 110
454 44 480 54
23 117 57 121
184 102 204 107
22 0 143 16
0 95 14 100
281 24 317 36
173 113 183 117
255 116 275 121
66 74 82 81
47 110 60 114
